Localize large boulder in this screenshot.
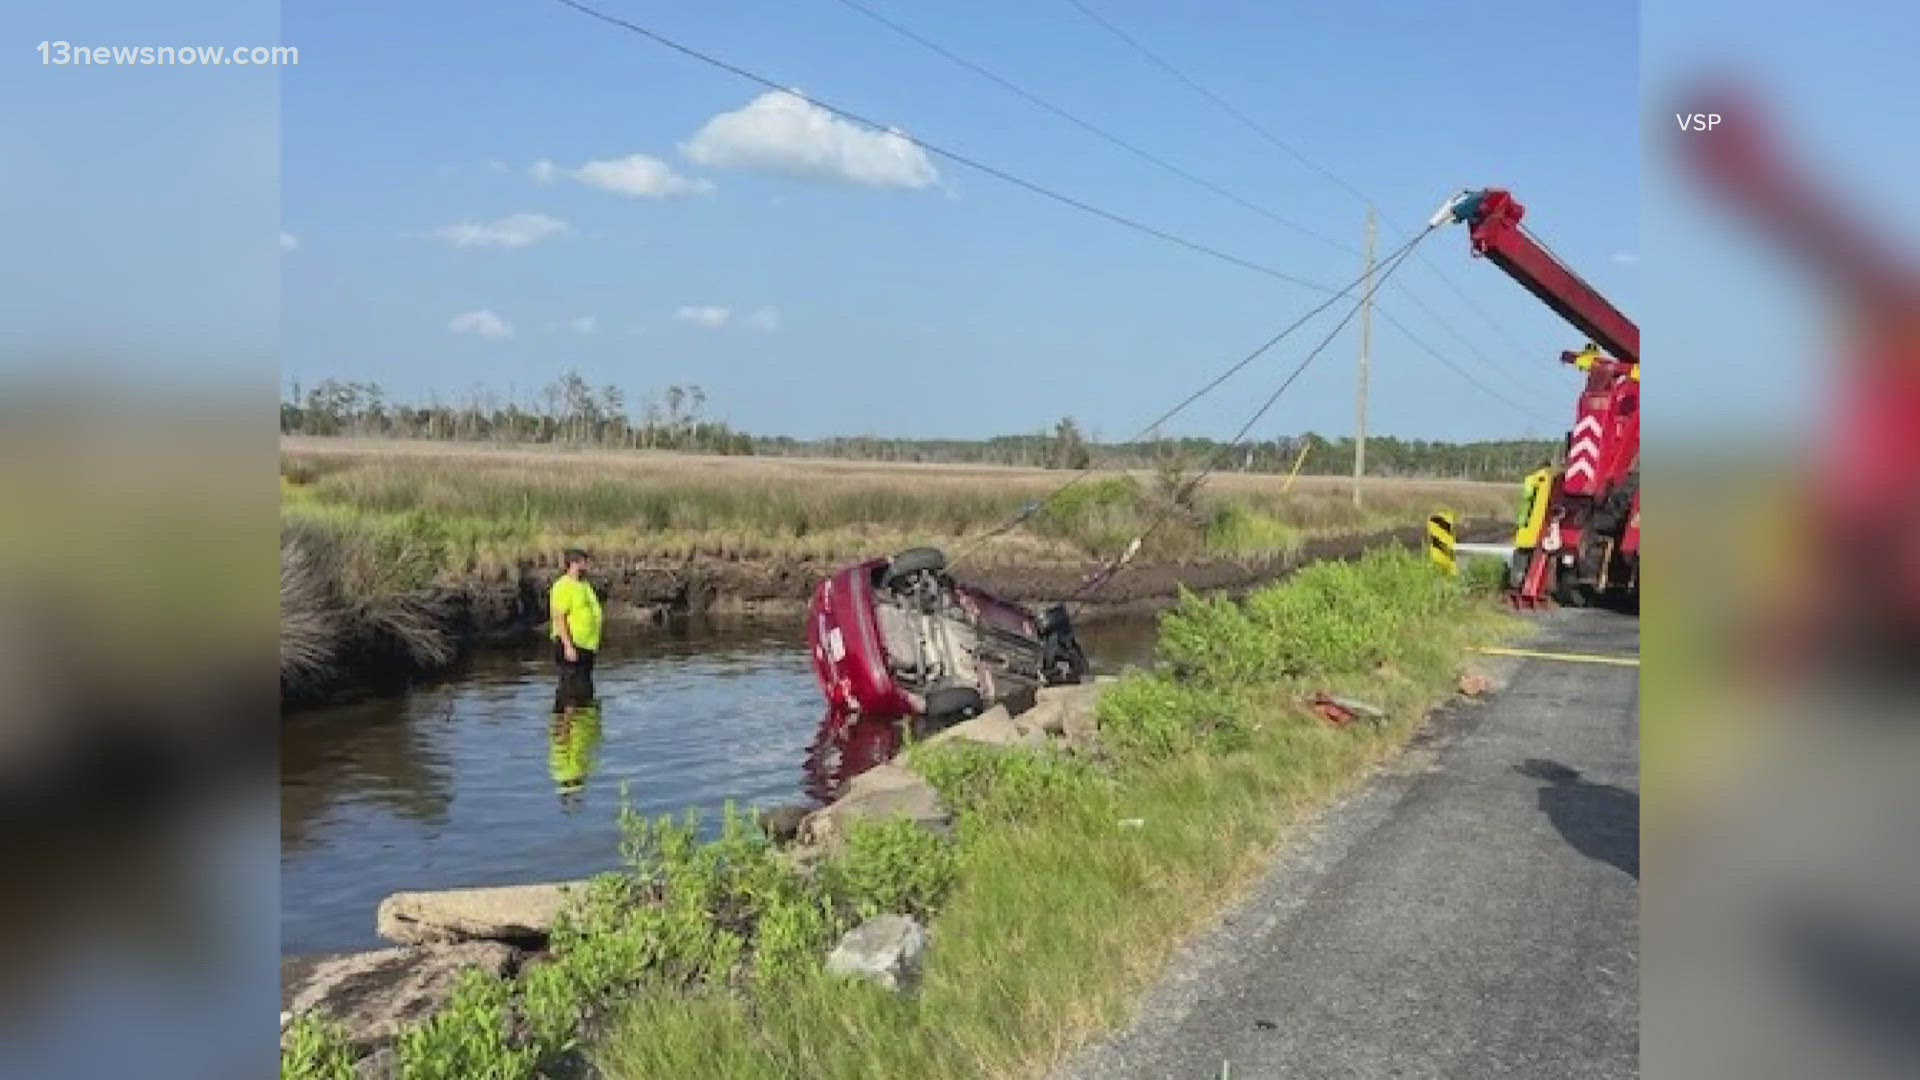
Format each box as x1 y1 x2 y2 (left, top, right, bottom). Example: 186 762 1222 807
797 762 950 850
825 914 928 993
1021 683 1102 738
281 941 520 1049
376 880 589 946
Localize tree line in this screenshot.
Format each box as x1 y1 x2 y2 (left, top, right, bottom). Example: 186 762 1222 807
281 373 754 455
281 377 1557 482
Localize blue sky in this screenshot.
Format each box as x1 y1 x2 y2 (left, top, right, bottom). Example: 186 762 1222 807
282 0 1637 441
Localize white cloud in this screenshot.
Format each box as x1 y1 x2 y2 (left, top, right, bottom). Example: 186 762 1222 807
280 231 299 253
529 154 712 199
448 309 514 339
568 315 598 335
1613 251 1639 265
574 153 714 198
675 305 731 328
683 90 939 190
747 307 780 332
434 212 571 250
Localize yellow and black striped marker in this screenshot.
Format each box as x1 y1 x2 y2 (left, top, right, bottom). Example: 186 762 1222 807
1427 511 1457 575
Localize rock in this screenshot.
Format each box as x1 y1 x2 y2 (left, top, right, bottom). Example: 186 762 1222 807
1311 693 1386 727
281 941 520 1049
354 1047 397 1079
825 914 928 993
1017 681 1103 752
759 804 811 845
1027 683 1103 733
797 762 951 849
376 880 589 946
924 704 1022 747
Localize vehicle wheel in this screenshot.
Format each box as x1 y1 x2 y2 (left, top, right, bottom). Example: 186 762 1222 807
887 546 948 580
924 685 984 720
1552 569 1593 608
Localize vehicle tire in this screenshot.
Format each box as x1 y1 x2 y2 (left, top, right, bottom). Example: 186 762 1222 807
887 546 948 579
924 685 984 720
1552 571 1593 608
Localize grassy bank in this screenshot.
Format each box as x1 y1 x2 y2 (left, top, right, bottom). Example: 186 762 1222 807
283 547 1513 1079
281 437 1515 574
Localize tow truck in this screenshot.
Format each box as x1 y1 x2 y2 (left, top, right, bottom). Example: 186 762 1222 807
1431 188 1640 608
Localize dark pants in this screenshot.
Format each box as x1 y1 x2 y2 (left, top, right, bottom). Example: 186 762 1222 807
554 642 596 712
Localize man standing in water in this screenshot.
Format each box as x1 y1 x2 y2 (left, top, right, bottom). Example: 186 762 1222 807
550 549 603 712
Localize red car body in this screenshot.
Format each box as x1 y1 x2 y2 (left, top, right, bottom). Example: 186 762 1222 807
806 552 1082 722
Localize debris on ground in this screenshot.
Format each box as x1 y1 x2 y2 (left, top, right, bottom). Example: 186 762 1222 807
1457 670 1494 697
1309 694 1386 727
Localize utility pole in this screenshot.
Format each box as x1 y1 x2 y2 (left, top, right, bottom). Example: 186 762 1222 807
1354 205 1377 508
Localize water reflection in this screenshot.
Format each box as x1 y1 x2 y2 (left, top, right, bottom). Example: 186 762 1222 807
548 705 604 811
802 713 902 804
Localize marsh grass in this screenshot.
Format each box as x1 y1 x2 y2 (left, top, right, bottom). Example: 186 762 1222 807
278 516 455 700
280 439 1514 576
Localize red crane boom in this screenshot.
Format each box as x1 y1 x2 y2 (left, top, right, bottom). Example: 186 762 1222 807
1431 188 1640 607
1430 189 1639 365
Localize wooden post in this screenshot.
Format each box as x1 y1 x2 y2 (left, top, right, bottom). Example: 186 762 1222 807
1354 206 1377 508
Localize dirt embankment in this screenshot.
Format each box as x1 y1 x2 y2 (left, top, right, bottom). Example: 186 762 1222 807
451 519 1507 628
289 520 1507 710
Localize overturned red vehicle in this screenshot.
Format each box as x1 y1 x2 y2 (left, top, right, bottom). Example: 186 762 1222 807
807 547 1090 722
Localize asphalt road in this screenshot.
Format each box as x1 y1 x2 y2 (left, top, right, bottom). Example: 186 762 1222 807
1058 608 1639 1080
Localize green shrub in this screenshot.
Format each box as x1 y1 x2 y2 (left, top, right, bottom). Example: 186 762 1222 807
395 970 535 1080
908 741 1101 820
1205 504 1304 558
1156 587 1286 686
280 1015 357 1080
1094 672 1249 760
1031 475 1145 554
832 816 959 921
1157 548 1473 685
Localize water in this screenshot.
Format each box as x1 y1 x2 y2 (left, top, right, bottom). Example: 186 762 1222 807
280 614 1159 955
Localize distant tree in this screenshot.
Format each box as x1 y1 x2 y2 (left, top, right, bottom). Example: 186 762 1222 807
1050 416 1091 470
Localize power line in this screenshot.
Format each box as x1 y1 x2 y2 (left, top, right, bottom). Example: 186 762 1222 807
1375 309 1559 426
1382 276 1569 399
544 0 1556 422
823 0 1562 410
1059 0 1369 208
957 228 1433 559
1072 229 1429 606
545 0 1331 293
1059 0 1571 394
826 0 1356 256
